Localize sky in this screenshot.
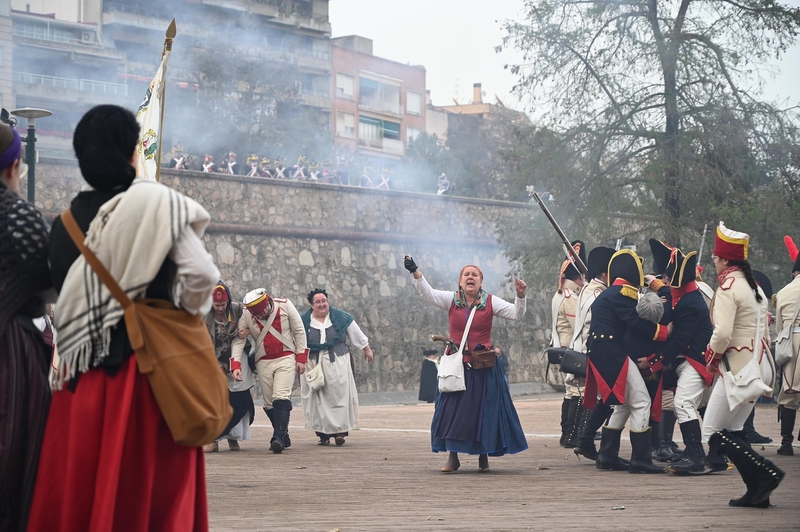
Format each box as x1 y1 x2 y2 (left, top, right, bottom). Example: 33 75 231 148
329 0 800 113
329 0 529 109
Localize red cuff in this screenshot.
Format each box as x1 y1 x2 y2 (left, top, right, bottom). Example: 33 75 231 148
647 354 665 373
653 324 668 342
230 359 242 371
704 345 722 365
296 349 309 364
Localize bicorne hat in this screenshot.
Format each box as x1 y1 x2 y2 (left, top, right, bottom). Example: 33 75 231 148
608 249 644 287
587 246 615 280
649 239 697 288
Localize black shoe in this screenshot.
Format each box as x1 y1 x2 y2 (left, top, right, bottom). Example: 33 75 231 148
729 495 771 508
777 406 796 456
667 420 706 475
654 441 680 462
746 432 773 445
560 398 574 447
777 443 794 456
574 444 599 461
270 399 292 454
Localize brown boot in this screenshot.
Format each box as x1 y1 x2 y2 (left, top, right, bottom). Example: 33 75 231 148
227 439 240 451
441 452 460 473
203 440 219 453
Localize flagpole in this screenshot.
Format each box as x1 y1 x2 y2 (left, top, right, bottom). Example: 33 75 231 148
156 18 176 182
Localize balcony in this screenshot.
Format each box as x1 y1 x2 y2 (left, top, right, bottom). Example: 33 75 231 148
359 97 402 118
14 72 129 98
301 90 331 109
357 136 405 155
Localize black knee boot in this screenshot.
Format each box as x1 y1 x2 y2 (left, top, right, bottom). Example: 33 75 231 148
777 406 796 456
667 419 706 474
649 419 660 458
560 398 572 447
629 428 666 474
270 399 292 453
596 426 628 471
655 410 680 462
710 430 785 507
566 397 588 448
575 402 611 460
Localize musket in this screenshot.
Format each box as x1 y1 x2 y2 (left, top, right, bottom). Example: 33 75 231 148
527 187 589 275
697 223 708 269
430 334 457 353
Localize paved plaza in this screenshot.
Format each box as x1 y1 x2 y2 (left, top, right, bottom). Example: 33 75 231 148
205 392 799 531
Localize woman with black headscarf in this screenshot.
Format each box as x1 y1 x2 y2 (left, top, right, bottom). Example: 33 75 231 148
27 105 220 532
0 123 54 532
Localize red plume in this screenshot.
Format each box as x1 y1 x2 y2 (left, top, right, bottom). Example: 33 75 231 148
785 236 798 262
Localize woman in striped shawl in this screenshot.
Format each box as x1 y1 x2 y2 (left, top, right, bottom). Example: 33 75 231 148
26 105 219 532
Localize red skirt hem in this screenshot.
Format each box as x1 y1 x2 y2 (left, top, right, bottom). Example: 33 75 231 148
26 356 208 532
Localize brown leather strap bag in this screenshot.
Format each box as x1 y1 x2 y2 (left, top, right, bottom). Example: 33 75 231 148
61 209 232 447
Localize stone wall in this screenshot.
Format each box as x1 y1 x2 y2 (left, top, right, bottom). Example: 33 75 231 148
29 159 555 392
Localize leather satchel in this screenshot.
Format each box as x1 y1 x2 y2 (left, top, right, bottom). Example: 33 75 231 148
560 349 588 378
547 347 568 365
61 209 232 447
467 348 496 369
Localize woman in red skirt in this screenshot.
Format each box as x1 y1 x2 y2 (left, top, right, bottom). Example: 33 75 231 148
26 105 219 532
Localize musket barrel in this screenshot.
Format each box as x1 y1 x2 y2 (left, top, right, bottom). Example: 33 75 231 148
530 192 589 275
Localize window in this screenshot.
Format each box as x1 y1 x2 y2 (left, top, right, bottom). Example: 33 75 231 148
359 77 401 115
336 73 354 100
407 127 422 144
336 111 355 138
407 91 422 115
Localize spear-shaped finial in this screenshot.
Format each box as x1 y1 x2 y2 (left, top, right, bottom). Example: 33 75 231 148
164 18 176 55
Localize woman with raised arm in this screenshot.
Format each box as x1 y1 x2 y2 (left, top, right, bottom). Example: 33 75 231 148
404 255 528 473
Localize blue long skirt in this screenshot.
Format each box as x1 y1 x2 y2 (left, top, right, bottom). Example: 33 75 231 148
431 363 527 456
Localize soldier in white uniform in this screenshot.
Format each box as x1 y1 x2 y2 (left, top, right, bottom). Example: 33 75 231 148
551 241 586 447
774 239 800 456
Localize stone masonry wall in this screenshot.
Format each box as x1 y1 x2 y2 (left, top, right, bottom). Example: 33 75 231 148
29 159 555 392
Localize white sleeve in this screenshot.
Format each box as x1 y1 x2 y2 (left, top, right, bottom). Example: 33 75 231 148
413 275 453 311
168 228 220 315
492 295 526 321
346 320 370 351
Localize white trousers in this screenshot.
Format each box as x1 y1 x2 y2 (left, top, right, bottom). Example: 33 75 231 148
674 360 708 424
701 376 756 443
607 358 652 432
256 355 297 409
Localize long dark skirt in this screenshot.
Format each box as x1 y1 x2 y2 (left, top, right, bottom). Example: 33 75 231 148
218 388 255 438
431 363 527 456
0 317 51 532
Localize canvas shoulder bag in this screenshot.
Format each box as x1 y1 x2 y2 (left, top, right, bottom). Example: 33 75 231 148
304 349 325 392
61 209 232 447
774 296 800 367
438 307 477 393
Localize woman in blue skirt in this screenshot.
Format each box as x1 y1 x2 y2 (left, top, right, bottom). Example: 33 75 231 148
404 256 529 472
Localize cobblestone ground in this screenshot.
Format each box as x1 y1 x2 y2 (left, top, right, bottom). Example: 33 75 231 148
205 394 799 531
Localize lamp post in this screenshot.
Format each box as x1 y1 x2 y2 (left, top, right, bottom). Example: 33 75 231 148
10 107 52 205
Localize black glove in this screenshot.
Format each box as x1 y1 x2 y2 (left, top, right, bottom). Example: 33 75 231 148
404 255 418 274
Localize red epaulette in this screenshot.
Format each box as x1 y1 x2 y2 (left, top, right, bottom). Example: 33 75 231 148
719 277 735 290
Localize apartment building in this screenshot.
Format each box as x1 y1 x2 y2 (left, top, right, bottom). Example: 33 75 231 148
331 35 425 180
5 0 333 156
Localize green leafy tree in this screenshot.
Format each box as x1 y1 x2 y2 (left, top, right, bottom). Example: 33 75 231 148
501 0 800 268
